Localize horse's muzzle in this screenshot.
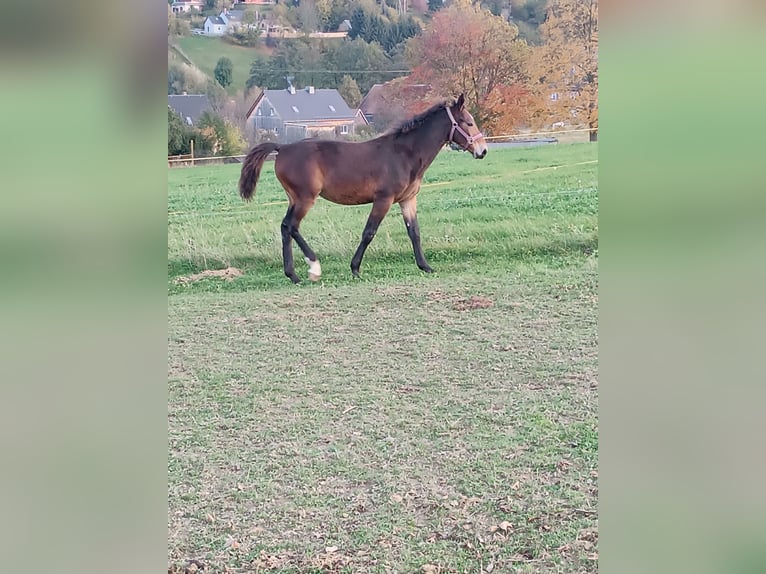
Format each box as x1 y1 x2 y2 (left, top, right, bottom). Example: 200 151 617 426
474 147 488 160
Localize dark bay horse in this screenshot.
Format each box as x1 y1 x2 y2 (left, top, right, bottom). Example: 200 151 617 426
238 93 487 283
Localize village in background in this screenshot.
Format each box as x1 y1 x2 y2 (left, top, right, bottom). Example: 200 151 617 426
168 0 598 158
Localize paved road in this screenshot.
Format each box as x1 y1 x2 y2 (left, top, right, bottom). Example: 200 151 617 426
488 138 558 149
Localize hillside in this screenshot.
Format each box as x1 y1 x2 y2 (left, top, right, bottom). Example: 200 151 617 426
172 36 272 95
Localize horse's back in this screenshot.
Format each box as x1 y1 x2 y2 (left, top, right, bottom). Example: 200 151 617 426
275 138 390 205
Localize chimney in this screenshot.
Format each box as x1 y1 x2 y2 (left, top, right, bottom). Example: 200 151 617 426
307 86 315 94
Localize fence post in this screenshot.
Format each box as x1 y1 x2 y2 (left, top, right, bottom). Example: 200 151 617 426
190 140 195 167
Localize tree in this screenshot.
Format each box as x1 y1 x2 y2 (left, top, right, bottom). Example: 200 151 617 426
327 0 357 31
198 111 246 156
246 54 283 92
168 107 188 156
322 38 396 92
534 0 598 140
168 14 191 37
214 57 233 88
427 0 442 12
338 75 363 107
298 0 319 32
406 0 531 133
242 8 257 26
168 62 209 94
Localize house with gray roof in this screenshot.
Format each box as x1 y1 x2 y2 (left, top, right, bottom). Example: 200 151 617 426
203 15 228 35
245 86 368 143
168 94 211 126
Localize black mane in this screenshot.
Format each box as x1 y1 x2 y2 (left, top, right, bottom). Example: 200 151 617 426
388 99 452 136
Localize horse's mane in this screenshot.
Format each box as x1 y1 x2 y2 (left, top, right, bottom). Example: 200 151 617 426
387 99 452 137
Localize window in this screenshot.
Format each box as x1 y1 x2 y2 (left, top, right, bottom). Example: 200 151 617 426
328 105 336 112
340 125 349 135
269 108 274 116
291 105 299 113
550 92 559 101
257 108 262 116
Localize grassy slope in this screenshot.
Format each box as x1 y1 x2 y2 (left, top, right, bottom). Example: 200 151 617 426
168 143 598 573
176 36 271 95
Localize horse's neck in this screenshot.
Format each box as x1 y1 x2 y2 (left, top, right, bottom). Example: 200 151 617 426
399 113 449 168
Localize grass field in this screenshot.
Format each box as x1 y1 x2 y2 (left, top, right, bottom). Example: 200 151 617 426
175 36 272 94
168 143 599 573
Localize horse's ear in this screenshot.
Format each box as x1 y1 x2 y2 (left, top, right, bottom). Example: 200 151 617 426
456 93 465 110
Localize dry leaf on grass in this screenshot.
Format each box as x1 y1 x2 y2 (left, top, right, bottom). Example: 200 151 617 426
490 520 514 534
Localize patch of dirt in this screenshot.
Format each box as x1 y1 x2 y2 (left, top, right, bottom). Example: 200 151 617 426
248 550 297 570
310 547 352 570
167 559 206 574
452 295 494 311
174 267 243 284
426 291 495 311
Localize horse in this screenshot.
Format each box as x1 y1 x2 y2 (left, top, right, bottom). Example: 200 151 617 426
238 93 487 284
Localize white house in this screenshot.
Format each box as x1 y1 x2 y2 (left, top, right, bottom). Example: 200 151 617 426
170 1 203 14
203 15 228 36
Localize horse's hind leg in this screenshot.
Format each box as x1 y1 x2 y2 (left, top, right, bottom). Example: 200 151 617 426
281 204 301 283
290 201 321 281
281 200 320 283
400 196 433 273
350 196 394 277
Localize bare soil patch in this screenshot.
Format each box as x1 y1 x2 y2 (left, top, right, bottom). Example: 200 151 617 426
174 267 243 284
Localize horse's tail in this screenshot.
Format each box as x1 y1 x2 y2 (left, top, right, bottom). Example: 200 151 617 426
239 142 281 202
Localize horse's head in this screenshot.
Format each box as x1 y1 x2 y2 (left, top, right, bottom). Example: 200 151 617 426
446 94 488 159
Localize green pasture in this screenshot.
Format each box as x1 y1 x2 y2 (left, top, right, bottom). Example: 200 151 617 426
168 143 598 572
175 36 271 94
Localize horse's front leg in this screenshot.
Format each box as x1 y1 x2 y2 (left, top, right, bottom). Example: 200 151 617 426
350 195 394 277
400 196 433 273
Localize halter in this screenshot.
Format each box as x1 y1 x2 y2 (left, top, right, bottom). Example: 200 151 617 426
446 106 484 151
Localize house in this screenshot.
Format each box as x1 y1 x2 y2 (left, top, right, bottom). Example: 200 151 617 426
203 9 261 35
170 0 204 14
235 0 275 5
337 19 352 33
257 18 293 35
220 8 247 29
245 86 368 143
168 94 211 126
359 80 436 131
203 15 228 36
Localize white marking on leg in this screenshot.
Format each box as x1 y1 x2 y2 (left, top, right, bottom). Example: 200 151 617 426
305 257 322 281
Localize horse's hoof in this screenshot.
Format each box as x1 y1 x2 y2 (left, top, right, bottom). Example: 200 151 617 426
351 271 360 278
421 266 434 273
308 272 321 282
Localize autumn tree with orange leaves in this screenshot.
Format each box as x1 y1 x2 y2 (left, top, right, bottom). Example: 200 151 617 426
405 0 533 134
534 0 599 140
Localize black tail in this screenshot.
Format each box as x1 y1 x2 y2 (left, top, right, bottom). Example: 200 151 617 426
239 142 280 201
